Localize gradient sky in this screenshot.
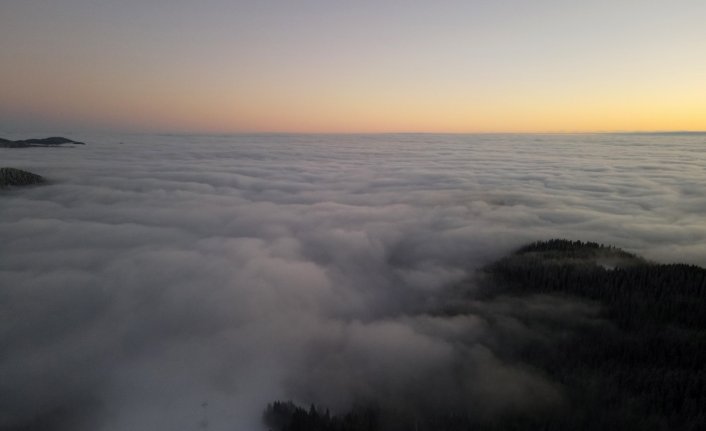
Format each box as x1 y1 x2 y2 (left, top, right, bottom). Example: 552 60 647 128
1 0 705 133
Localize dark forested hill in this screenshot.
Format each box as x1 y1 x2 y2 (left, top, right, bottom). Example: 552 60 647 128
0 167 45 188
487 239 706 328
482 240 706 430
264 240 706 431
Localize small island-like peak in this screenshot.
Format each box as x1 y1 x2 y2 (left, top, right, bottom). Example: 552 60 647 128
0 167 46 188
0 136 85 148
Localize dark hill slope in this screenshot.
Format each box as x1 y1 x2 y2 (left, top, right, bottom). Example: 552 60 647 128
264 240 706 431
481 240 706 430
0 167 45 187
486 239 706 328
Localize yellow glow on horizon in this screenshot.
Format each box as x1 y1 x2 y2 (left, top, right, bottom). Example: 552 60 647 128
5 64 704 134
4 29 704 135
2 1 705 134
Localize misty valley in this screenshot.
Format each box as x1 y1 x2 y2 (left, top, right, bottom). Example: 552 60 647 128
4 1 706 429
1 133 705 431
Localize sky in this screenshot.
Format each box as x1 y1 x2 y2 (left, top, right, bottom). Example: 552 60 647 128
1 0 705 133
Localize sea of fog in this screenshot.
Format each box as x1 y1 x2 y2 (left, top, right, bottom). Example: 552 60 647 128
1 133 705 430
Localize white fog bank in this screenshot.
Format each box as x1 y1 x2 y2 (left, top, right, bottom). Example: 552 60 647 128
1 133 705 430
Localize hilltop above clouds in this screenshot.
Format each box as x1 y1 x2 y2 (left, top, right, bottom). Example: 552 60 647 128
0 136 85 148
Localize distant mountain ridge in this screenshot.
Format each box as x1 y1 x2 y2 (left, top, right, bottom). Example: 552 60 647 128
0 136 85 148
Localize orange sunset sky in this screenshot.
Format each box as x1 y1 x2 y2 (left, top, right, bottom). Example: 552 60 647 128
1 0 704 133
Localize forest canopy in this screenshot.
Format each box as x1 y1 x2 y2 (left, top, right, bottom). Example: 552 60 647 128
264 240 706 431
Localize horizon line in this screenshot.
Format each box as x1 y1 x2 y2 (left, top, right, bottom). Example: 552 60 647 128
5 130 705 136
3 129 706 137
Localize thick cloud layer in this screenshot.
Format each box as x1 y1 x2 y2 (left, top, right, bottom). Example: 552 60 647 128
1 133 705 430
